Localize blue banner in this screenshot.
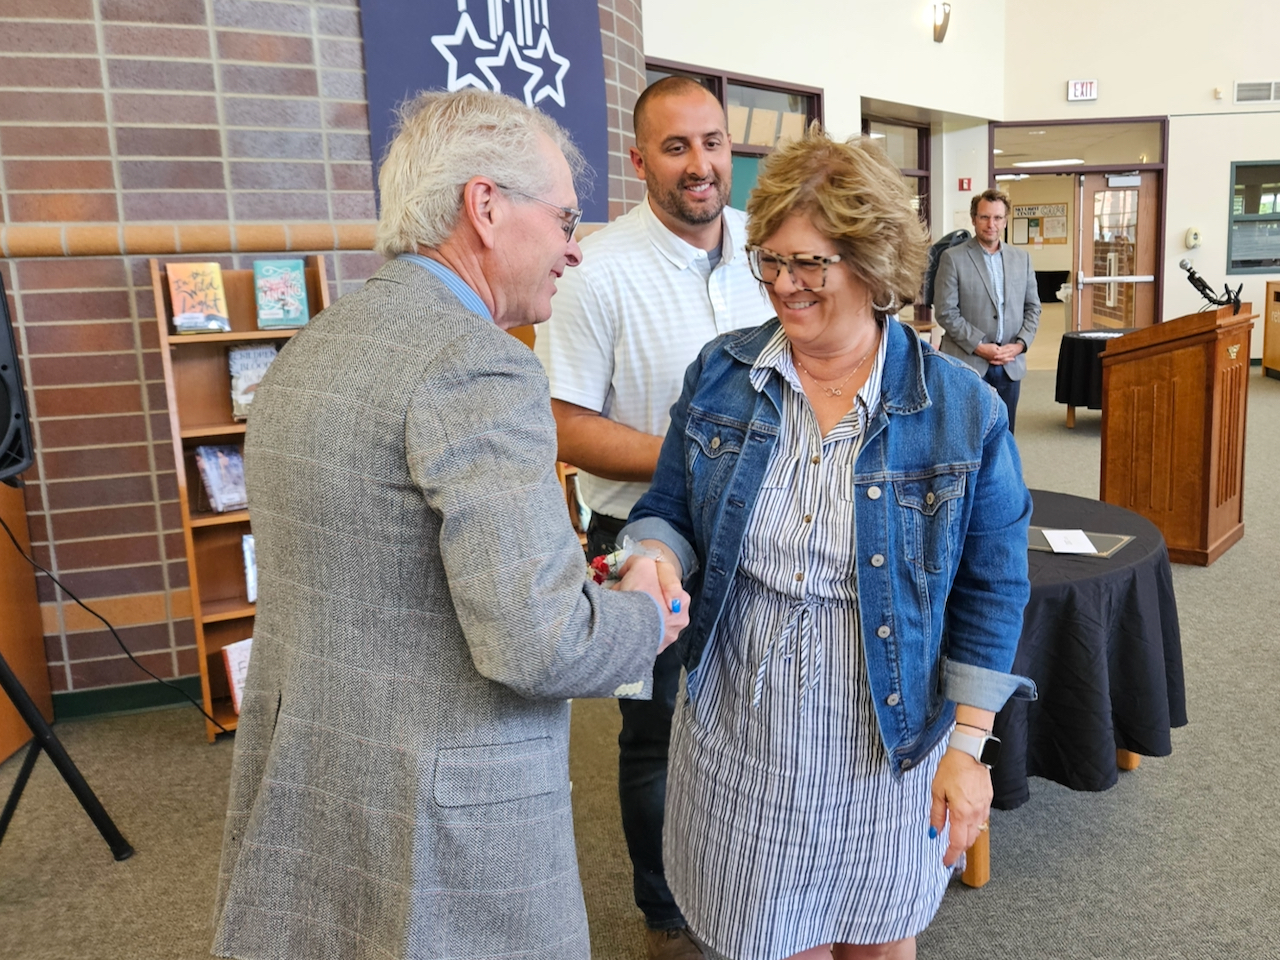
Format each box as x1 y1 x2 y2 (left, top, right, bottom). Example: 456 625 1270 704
360 0 610 223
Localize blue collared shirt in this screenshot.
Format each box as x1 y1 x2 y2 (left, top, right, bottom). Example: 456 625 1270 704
397 253 493 321
981 245 1006 343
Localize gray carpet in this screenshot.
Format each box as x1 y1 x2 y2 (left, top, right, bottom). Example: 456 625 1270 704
2 369 1278 959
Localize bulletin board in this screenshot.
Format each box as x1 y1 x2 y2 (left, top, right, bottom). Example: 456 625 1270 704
1012 204 1068 245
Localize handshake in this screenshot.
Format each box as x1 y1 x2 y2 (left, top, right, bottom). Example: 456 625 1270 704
591 537 690 653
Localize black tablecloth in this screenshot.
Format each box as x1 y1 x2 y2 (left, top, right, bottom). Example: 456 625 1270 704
991 490 1187 810
1054 329 1135 409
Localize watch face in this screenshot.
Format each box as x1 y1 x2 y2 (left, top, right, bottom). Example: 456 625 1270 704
980 736 1001 769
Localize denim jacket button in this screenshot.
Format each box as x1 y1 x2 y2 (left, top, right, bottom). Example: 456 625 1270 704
868 485 882 500
876 625 891 639
925 491 936 506
885 692 900 706
870 553 885 567
900 758 912 771
711 436 721 449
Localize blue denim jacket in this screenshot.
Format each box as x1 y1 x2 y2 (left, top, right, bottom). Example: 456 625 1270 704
624 318 1036 777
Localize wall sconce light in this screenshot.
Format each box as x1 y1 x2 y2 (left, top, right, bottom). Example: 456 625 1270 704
933 2 951 43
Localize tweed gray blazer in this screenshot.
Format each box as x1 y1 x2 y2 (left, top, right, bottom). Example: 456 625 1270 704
933 237 1042 381
212 259 662 960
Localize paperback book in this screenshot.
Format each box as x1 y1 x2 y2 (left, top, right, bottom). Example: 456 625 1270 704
222 637 253 714
194 444 248 513
254 259 309 328
167 262 231 334
243 533 257 604
227 344 278 420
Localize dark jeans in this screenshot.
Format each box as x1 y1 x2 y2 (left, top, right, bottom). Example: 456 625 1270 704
586 513 687 931
984 364 1021 433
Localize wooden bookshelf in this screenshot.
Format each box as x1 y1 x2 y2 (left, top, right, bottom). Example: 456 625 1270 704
151 256 330 740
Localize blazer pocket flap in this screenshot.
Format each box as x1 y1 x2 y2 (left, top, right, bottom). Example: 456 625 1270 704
433 738 558 807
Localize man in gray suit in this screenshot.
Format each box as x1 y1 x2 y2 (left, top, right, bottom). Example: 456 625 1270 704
934 188 1042 431
212 89 689 960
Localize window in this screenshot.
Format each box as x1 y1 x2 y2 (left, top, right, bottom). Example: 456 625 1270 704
862 117 930 228
644 59 823 208
1228 161 1280 273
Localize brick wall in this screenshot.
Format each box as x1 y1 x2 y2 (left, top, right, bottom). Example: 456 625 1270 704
0 0 645 708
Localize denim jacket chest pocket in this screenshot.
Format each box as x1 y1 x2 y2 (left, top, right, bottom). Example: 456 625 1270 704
892 471 967 573
685 409 748 512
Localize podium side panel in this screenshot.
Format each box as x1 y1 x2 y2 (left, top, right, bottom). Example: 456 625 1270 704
1101 344 1207 555
1206 328 1251 555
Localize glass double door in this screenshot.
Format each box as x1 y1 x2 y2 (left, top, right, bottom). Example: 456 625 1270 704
1074 171 1158 331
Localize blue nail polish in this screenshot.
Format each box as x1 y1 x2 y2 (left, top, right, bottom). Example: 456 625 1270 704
928 825 937 840
671 598 681 613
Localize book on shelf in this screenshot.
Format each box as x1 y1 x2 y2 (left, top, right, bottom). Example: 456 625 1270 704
222 637 253 714
228 343 278 420
243 533 257 604
254 259 310 328
194 444 248 513
167 262 231 334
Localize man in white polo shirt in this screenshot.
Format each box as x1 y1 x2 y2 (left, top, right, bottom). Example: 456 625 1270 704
535 76 772 960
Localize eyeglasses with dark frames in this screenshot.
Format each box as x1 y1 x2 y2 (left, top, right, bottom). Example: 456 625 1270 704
746 245 843 291
495 184 582 241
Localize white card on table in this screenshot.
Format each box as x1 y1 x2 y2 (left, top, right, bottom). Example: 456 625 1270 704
1042 528 1097 554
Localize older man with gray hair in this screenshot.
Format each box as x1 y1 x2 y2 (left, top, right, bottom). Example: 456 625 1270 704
212 89 688 960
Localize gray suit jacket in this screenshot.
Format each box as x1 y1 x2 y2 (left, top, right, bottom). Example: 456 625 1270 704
212 259 662 960
934 237 1041 381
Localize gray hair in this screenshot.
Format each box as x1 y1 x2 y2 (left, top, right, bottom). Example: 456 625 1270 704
374 89 587 257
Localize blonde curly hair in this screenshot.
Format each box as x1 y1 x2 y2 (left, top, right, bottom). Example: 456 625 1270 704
746 125 929 317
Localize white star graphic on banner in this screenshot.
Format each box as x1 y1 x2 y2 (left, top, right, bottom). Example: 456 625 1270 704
521 28 571 108
476 32 543 106
430 12 496 92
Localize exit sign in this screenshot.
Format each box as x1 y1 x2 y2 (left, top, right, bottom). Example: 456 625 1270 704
1067 80 1097 101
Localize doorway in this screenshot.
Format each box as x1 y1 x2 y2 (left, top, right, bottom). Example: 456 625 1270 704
1075 171 1159 331
991 118 1168 369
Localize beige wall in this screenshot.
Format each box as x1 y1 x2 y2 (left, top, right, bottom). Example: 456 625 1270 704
641 0 1006 139
1004 0 1280 121
1005 176 1075 273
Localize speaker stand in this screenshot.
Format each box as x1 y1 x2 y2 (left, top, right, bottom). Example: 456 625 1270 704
0 650 133 860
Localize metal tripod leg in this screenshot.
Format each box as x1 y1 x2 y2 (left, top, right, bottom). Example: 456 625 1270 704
0 651 133 860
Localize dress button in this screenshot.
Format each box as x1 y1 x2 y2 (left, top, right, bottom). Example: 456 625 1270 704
711 436 721 449
876 625 891 638
795 572 804 582
885 693 900 706
867 485 882 500
925 491 935 506
811 454 821 465
803 514 813 523
870 553 885 567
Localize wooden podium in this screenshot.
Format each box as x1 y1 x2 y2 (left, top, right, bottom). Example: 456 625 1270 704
1099 303 1255 566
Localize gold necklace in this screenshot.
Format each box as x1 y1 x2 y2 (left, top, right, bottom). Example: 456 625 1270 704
792 333 880 398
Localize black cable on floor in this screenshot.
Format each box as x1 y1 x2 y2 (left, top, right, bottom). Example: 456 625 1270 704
0 510 230 734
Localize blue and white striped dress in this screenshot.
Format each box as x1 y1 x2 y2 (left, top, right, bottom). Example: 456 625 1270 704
664 327 951 960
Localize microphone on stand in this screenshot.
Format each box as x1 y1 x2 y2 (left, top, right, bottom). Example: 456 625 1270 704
1178 258 1243 313
1178 259 1218 301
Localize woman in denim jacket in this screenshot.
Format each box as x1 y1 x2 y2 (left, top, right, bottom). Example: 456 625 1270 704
621 129 1035 960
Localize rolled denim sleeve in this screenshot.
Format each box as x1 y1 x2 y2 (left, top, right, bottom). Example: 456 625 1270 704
943 658 1036 711
619 516 699 579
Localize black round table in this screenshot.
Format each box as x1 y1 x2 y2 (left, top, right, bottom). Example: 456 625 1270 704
1054 329 1134 426
990 489 1187 810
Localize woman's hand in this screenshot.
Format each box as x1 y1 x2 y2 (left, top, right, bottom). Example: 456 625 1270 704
929 747 993 867
616 556 690 653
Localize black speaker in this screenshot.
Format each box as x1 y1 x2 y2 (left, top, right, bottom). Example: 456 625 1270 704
0 270 33 484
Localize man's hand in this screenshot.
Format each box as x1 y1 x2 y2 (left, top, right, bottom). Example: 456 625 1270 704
616 556 690 653
975 342 1023 366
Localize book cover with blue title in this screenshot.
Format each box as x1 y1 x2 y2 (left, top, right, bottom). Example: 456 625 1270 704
253 259 309 328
